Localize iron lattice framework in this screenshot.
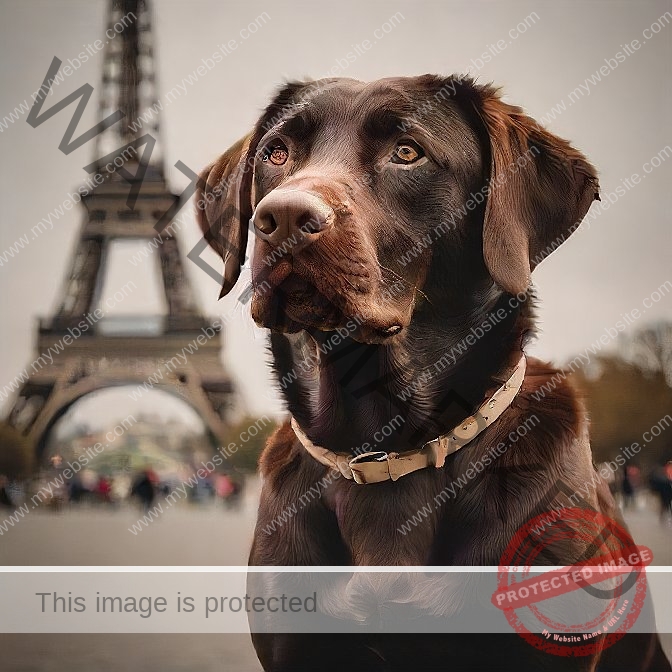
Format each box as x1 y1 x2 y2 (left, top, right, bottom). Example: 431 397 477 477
5 0 235 460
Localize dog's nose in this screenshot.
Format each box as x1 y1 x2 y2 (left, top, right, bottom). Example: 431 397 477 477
252 191 335 250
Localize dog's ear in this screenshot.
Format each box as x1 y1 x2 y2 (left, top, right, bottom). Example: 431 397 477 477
195 82 315 298
468 84 600 295
196 135 255 297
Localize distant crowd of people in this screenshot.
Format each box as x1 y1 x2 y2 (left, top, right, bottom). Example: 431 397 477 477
129 467 244 512
604 461 672 523
1 461 670 523
0 465 246 513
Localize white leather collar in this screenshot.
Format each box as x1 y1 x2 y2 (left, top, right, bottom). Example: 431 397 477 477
291 354 527 484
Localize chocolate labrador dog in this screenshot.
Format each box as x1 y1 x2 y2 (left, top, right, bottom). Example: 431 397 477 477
196 76 669 671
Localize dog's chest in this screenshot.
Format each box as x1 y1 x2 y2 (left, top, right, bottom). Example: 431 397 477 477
326 473 447 565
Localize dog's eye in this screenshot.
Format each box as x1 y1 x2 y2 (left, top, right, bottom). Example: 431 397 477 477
263 142 289 166
391 141 424 165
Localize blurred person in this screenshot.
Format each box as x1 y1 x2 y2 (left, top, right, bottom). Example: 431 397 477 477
0 475 13 509
650 462 672 524
68 473 87 504
50 481 68 511
80 468 98 494
111 473 131 502
189 470 213 503
96 475 112 504
145 465 159 485
216 472 234 501
130 469 156 511
621 465 637 509
665 462 672 521
7 479 24 506
217 472 244 510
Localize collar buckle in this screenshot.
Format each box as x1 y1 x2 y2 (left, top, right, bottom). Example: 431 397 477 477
349 450 396 484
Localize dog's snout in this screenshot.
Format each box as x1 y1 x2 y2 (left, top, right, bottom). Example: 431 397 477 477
253 191 334 249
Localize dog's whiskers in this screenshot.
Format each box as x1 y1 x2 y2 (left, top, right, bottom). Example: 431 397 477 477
377 263 408 285
414 285 432 306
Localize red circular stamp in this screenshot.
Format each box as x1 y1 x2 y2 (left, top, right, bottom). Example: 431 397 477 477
491 507 652 657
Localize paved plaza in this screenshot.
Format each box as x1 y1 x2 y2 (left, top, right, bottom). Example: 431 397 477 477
1 486 670 670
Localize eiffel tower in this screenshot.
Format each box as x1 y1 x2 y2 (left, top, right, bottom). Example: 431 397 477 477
5 0 235 461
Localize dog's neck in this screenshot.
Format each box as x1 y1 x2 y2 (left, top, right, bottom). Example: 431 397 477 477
270 288 531 455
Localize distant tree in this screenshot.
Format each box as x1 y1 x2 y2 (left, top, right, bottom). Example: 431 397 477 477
573 355 672 469
619 322 672 387
0 422 32 478
223 416 278 472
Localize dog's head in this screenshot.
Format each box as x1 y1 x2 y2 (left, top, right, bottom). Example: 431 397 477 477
196 76 599 343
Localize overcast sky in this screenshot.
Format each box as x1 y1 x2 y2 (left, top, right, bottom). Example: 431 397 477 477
0 0 670 428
